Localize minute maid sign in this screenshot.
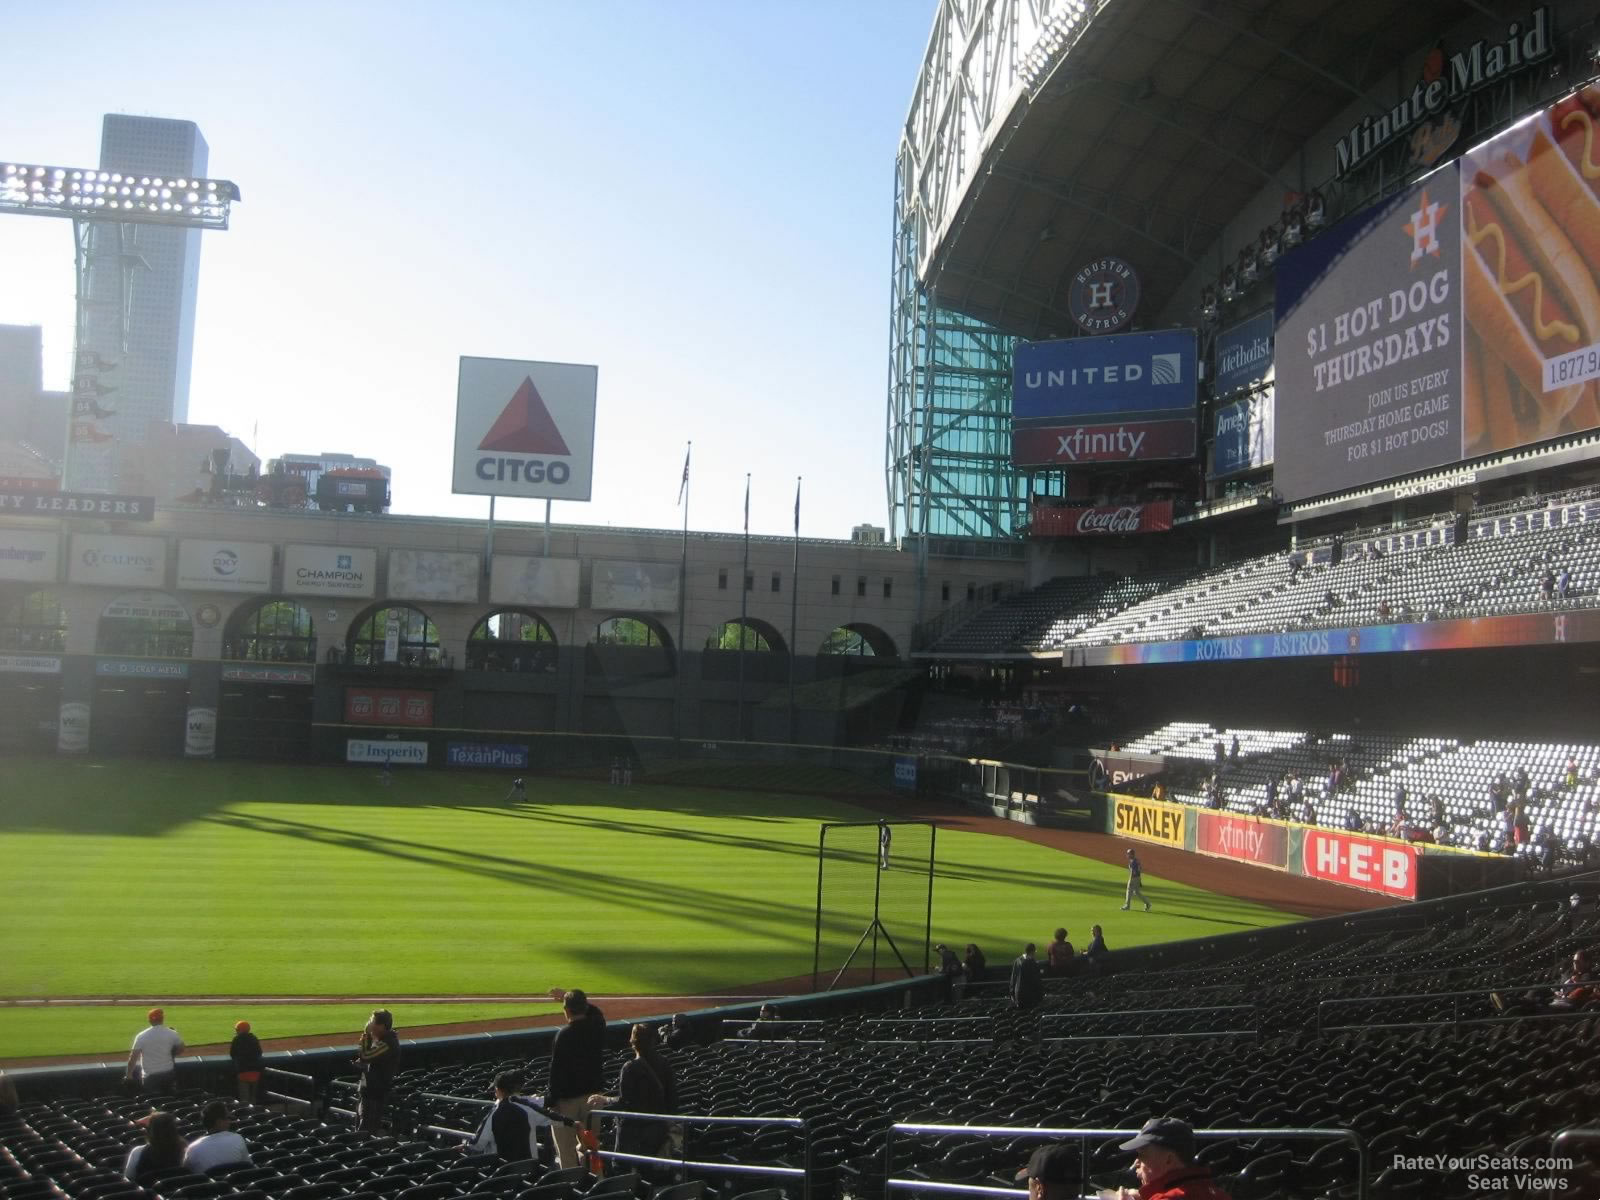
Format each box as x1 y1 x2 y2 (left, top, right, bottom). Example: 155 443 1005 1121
453 357 597 501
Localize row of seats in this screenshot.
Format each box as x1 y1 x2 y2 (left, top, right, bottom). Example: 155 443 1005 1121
932 492 1600 655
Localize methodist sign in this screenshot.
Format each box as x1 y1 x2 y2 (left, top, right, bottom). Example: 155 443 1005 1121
453 356 597 501
1012 330 1197 467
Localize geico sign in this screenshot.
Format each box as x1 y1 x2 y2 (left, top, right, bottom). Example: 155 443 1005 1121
1302 831 1417 899
1113 797 1186 846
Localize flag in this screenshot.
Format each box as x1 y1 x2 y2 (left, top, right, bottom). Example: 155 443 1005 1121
743 474 750 533
677 444 690 506
794 476 801 535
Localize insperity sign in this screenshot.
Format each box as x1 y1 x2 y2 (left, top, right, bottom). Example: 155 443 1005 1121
452 357 597 501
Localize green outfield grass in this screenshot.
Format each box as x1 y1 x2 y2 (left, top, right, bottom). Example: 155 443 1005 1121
0 758 1302 1058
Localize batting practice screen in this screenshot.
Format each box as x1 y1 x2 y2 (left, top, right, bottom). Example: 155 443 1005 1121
812 819 935 991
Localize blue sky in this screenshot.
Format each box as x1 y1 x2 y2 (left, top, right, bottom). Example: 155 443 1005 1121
0 0 931 537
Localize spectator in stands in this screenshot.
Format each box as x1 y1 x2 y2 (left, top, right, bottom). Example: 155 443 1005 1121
1122 848 1152 912
548 988 607 1168
1082 925 1109 968
964 943 988 990
230 1020 262 1104
1541 568 1556 601
935 942 963 987
1566 756 1580 790
0 1073 17 1119
1493 950 1597 1015
1046 928 1076 977
1013 1143 1076 1200
740 1003 784 1039
1115 1117 1229 1200
664 1012 700 1051
1344 806 1364 832
355 1009 400 1132
1206 773 1224 810
1263 775 1280 817
126 1008 184 1095
124 1113 185 1184
1212 739 1225 767
1009 943 1045 1009
1535 827 1562 872
1301 795 1318 826
1288 774 1305 806
589 1023 677 1161
466 1071 550 1161
1514 765 1531 800
1558 566 1572 598
182 1100 252 1173
1228 734 1240 762
1512 804 1532 849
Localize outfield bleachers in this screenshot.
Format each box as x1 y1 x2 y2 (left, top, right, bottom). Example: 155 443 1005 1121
1119 719 1600 866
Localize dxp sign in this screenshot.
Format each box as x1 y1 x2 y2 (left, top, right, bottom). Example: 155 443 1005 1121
453 357 597 501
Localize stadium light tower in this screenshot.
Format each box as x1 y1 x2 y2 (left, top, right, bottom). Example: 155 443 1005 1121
0 159 240 490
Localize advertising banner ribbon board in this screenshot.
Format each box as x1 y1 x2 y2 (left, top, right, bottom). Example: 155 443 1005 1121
447 742 529 768
1196 811 1290 869
345 687 434 727
0 491 154 520
347 739 428 764
1032 500 1174 537
1214 310 1275 397
1302 829 1419 898
1112 795 1187 847
453 357 597 501
1274 84 1600 504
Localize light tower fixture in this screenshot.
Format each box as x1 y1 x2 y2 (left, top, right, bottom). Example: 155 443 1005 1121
0 155 241 490
1 161 240 228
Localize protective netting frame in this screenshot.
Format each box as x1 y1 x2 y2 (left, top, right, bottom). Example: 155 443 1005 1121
811 819 935 992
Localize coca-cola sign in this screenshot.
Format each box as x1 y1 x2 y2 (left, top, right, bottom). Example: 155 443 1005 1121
1031 499 1174 538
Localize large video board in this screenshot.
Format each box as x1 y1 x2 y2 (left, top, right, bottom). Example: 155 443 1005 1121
1011 330 1197 467
1274 86 1600 503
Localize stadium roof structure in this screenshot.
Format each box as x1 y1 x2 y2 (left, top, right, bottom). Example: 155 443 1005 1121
887 0 1493 543
906 0 1488 336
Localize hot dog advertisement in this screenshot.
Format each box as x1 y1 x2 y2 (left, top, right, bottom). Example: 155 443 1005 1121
1274 85 1600 504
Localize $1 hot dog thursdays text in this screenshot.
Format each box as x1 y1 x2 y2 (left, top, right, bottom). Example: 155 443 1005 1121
1303 270 1453 392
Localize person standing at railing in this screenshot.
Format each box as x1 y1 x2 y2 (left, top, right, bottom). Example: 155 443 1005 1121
589 1023 677 1161
355 1009 400 1132
1009 943 1044 1009
547 988 607 1169
230 1020 263 1104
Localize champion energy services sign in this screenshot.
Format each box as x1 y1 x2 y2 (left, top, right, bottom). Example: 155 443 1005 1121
282 545 377 598
453 357 597 501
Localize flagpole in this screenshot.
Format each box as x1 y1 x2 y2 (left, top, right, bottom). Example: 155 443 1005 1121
738 472 750 742
789 475 801 744
676 442 690 742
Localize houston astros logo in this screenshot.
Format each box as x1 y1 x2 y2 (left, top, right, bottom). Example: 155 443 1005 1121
1069 257 1141 334
479 377 571 455
1403 188 1448 266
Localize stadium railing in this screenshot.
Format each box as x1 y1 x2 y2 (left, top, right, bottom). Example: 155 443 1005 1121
587 1110 812 1200
881 1123 1368 1200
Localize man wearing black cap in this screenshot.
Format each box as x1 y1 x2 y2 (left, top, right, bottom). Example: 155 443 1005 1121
1015 1144 1078 1200
1115 1117 1229 1199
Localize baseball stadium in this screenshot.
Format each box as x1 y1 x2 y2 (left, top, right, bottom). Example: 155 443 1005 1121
6 1 1600 1198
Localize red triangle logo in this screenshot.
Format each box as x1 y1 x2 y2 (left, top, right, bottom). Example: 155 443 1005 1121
478 377 571 455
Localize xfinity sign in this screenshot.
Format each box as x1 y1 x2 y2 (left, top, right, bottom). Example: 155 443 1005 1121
453 357 597 501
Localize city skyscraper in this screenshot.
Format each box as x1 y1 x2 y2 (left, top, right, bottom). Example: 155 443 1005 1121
81 115 209 447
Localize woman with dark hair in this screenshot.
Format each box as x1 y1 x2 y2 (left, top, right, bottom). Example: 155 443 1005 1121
589 1024 677 1159
124 1113 184 1184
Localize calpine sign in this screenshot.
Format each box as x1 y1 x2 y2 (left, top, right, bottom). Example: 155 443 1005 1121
1012 330 1197 467
453 357 597 501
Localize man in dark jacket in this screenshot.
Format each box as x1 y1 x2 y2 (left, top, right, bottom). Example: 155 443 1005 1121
547 989 606 1168
355 1009 400 1132
466 1072 551 1162
1009 943 1044 1009
229 1021 263 1104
